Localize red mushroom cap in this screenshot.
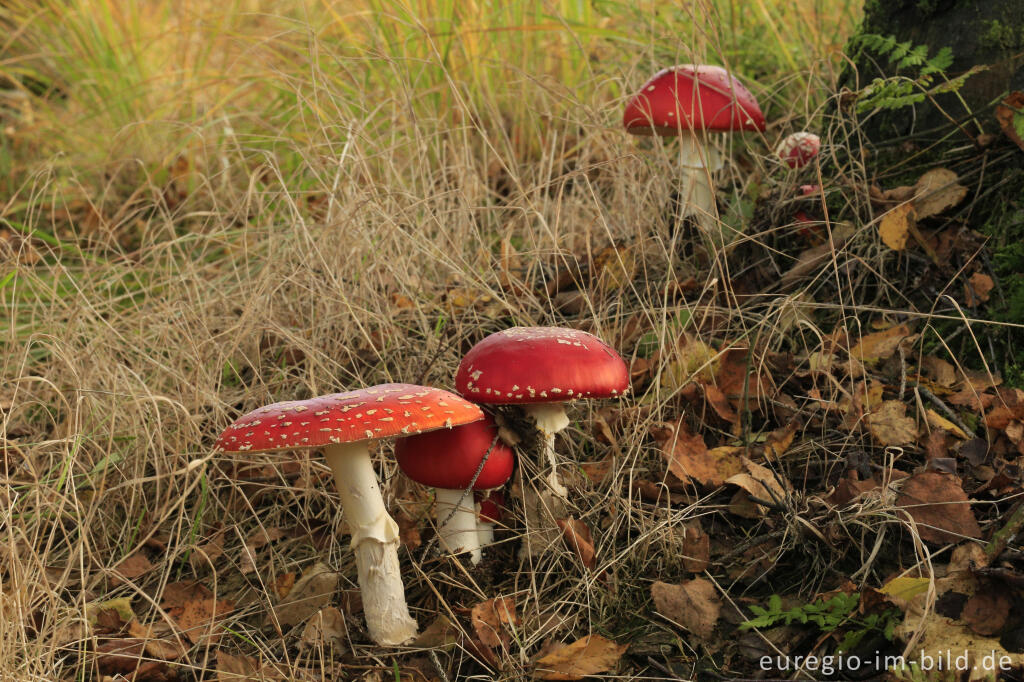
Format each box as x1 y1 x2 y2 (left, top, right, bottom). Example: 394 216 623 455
776 132 821 169
216 383 484 454
476 490 506 524
394 413 515 490
623 64 765 136
455 327 629 405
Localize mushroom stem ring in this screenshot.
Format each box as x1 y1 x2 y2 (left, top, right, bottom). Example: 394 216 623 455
522 402 571 499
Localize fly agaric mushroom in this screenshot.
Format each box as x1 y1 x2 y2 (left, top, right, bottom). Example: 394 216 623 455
395 413 514 565
215 383 483 646
776 131 820 169
476 489 505 549
623 65 765 246
454 327 629 499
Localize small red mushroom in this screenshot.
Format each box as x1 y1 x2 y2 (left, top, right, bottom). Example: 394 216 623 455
776 131 821 169
395 413 514 564
623 65 765 245
215 383 483 646
454 327 629 498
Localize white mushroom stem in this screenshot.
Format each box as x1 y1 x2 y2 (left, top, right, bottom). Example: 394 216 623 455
322 441 417 646
522 402 570 499
677 130 726 247
477 516 496 548
435 488 484 565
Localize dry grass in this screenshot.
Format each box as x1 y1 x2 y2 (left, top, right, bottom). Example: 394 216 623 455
7 0 1016 679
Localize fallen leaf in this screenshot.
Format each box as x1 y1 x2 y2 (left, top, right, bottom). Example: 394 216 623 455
679 522 710 573
94 638 145 675
961 586 1010 636
299 607 346 650
925 408 968 439
651 419 743 487
651 579 721 640
534 634 628 680
865 400 917 446
395 511 422 551
703 384 738 424
995 92 1024 152
896 471 981 544
411 614 460 648
922 356 957 387
849 325 912 363
471 596 519 650
268 562 339 628
725 458 789 516
216 650 287 681
878 203 914 251
127 620 188 660
913 168 968 219
893 613 1024 682
556 518 595 569
111 553 154 586
174 594 233 645
965 272 994 307
879 576 931 603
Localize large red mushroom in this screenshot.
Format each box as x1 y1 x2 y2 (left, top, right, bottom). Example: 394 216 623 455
395 414 514 564
454 327 628 498
623 65 765 245
215 383 483 646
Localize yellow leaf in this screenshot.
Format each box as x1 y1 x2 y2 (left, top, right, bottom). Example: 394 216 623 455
878 203 914 251
879 576 931 601
925 408 968 439
534 634 628 680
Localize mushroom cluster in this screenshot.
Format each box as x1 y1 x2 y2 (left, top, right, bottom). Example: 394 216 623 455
214 327 628 647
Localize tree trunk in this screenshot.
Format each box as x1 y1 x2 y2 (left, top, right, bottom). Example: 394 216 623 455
840 0 1024 146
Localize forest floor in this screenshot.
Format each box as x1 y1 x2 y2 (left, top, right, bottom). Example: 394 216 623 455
2 1 1024 680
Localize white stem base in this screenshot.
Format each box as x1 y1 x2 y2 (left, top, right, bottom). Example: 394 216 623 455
435 488 483 565
523 403 570 499
323 442 417 646
477 521 495 549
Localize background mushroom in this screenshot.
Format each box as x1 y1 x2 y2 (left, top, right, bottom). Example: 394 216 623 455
623 64 765 246
395 413 514 565
215 383 483 646
776 131 821 169
454 327 629 499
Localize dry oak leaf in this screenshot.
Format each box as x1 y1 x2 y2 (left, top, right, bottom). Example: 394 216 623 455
965 272 995 307
471 596 519 650
268 562 339 628
913 168 969 219
556 518 596 569
411 614 460 648
703 383 739 424
534 634 628 680
849 324 912 363
651 420 743 487
865 400 917 446
651 579 721 640
896 471 981 544
878 203 914 251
